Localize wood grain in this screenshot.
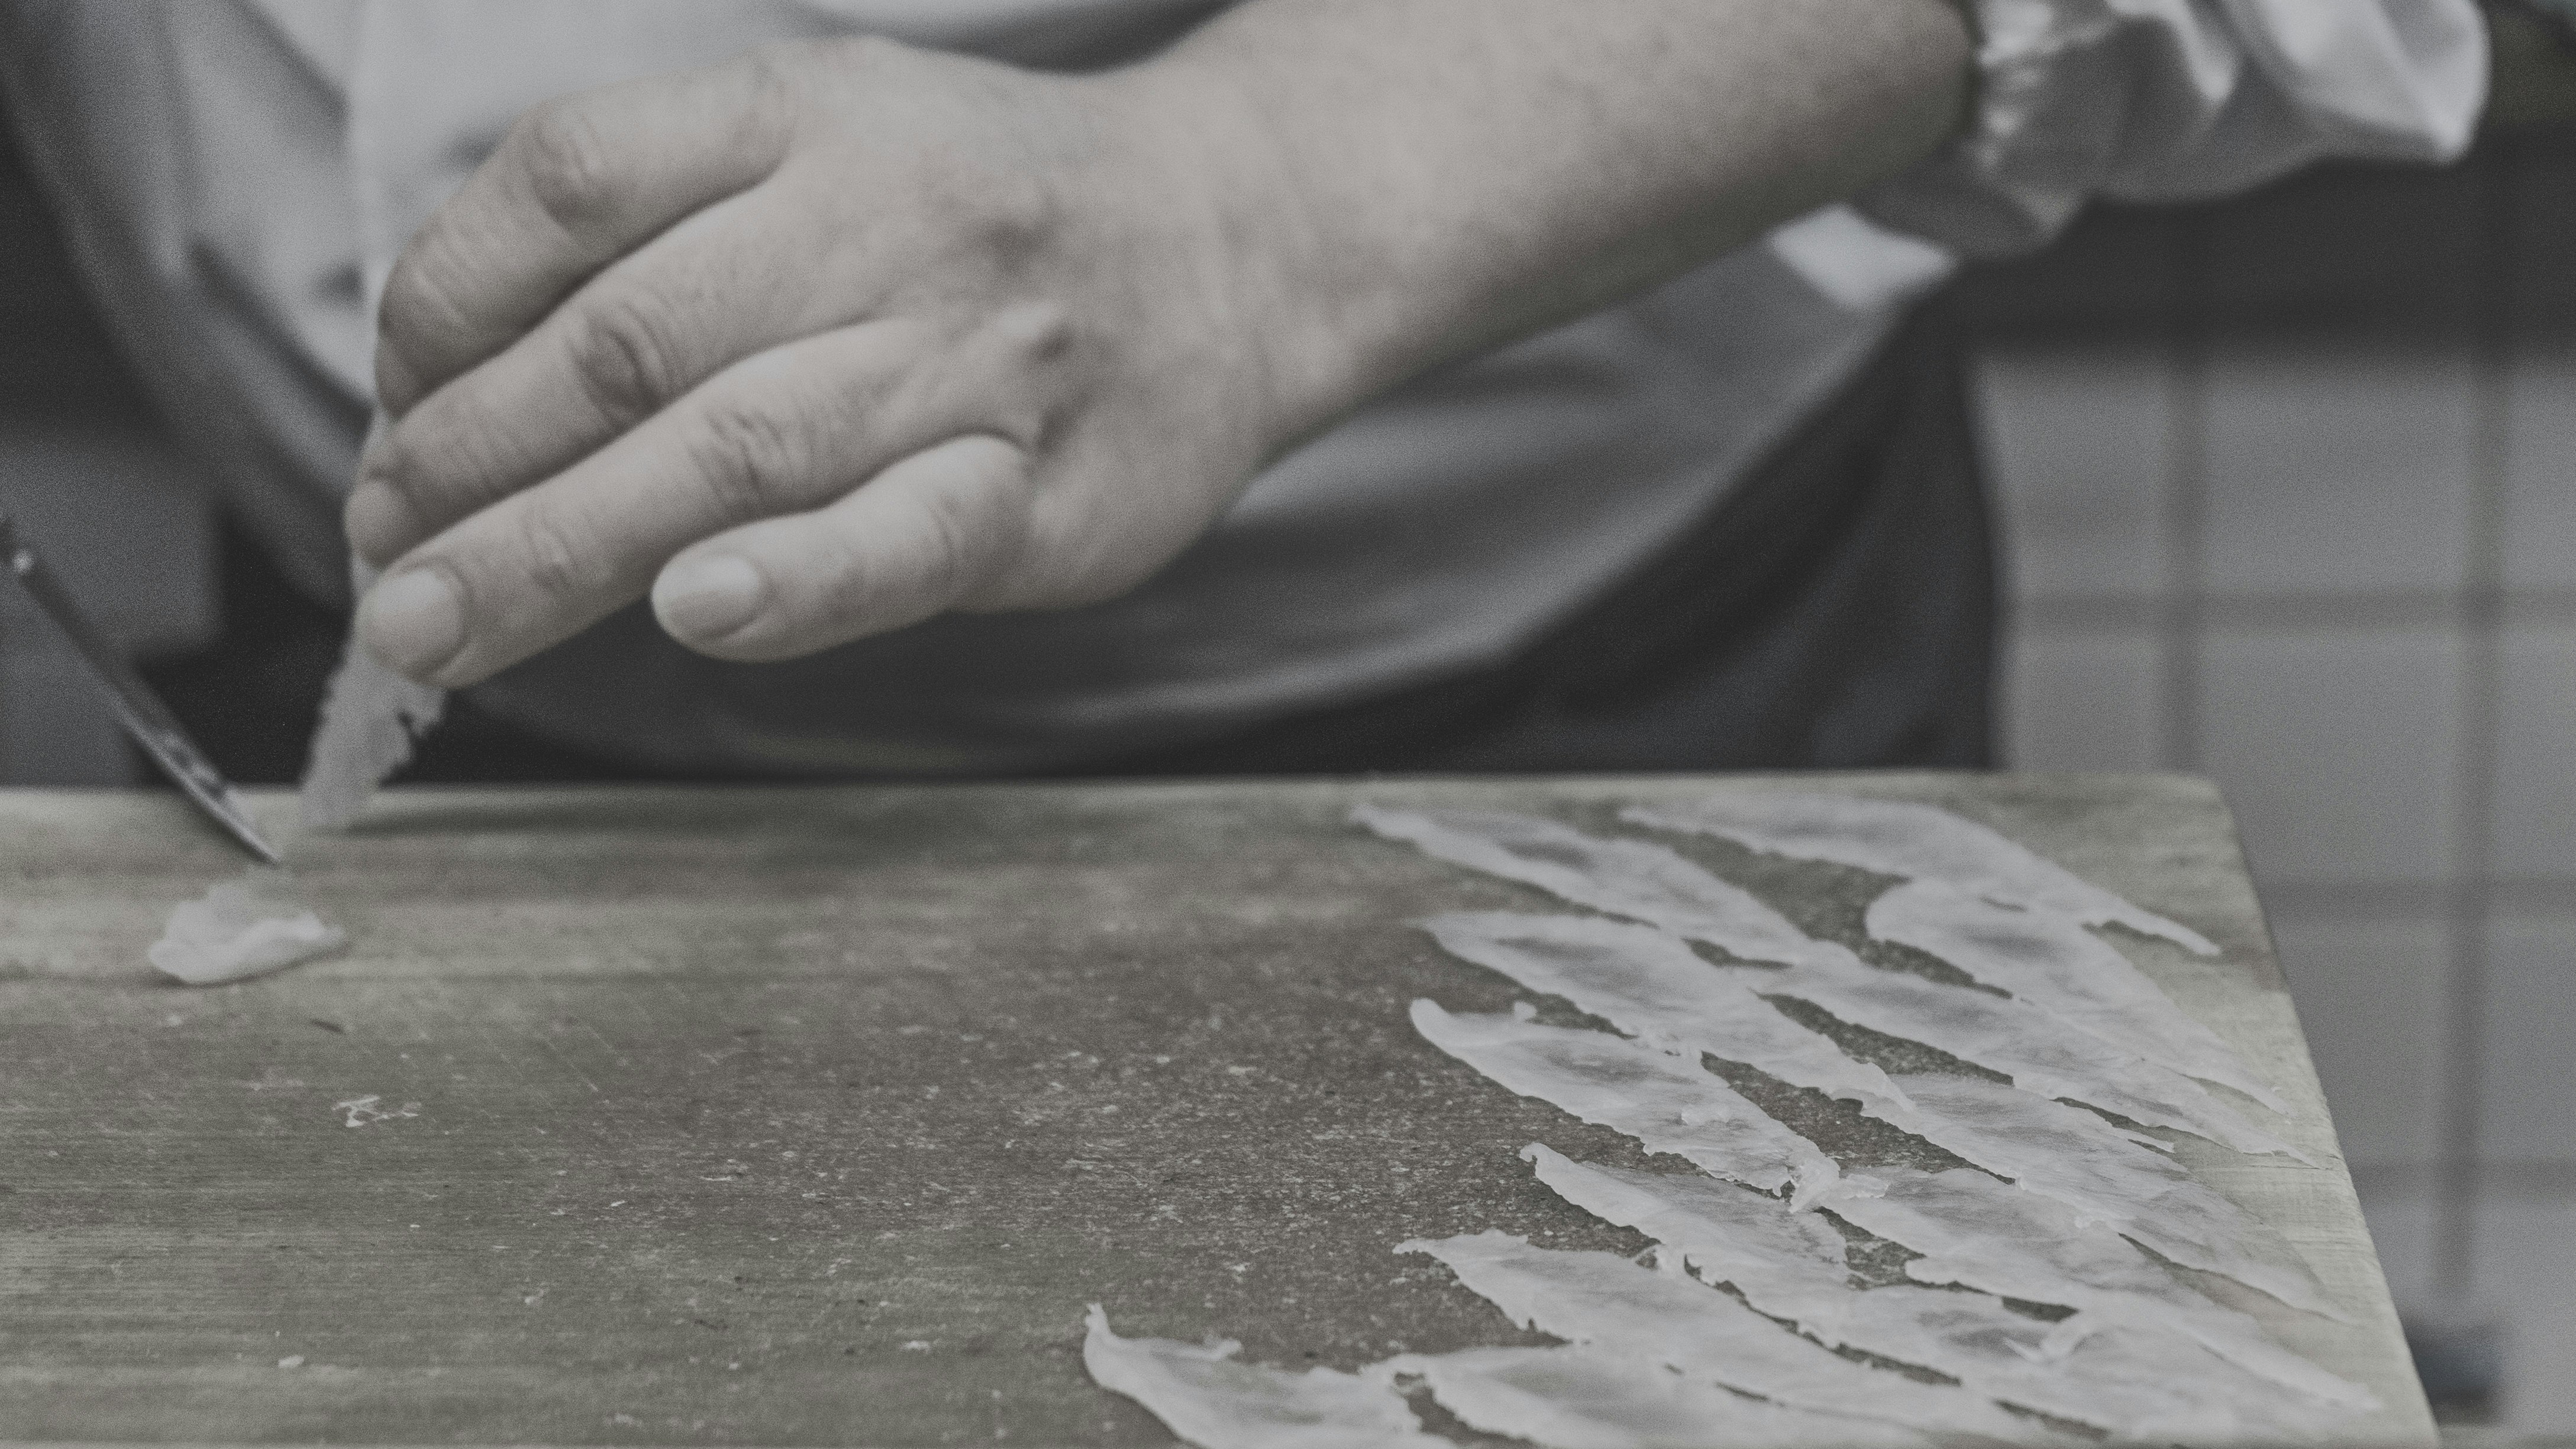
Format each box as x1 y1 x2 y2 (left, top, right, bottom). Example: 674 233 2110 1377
0 774 2432 1446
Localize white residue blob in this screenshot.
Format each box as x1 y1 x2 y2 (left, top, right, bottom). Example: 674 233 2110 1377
149 876 346 986
1621 793 2217 956
1080 1306 1444 1449
300 558 445 831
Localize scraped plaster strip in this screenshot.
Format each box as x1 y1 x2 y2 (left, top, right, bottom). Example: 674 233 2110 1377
1772 940 2304 1161
1422 912 1913 1119
1357 808 2296 1161
1618 792 2218 955
149 874 346 986
1864 879 2287 1113
1083 1312 1929 1449
1379 1344 1932 1449
301 557 444 830
1886 1072 2338 1318
1409 1001 1838 1206
1080 1306 1447 1449
1411 912 2339 1309
1815 1167 2374 1411
1370 808 2343 1306
1525 1147 2365 1440
1399 1231 2051 1442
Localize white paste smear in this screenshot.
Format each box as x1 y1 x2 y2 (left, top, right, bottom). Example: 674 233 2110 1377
1621 793 2217 956
1428 909 2326 1306
1526 1148 2343 1441
1381 1345 1933 1449
1361 808 2296 1161
1410 1001 1838 1205
1864 880 2287 1114
301 558 445 830
1357 805 1841 970
1520 1146 1855 1303
149 876 346 986
1817 1168 2374 1411
1367 805 2341 1313
1886 1074 2336 1319
1089 797 2369 1445
1401 1232 2051 1442
1081 1306 1446 1449
1424 912 1912 1118
1770 944 2303 1162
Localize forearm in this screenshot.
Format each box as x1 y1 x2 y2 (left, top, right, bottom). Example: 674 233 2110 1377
1131 0 1975 445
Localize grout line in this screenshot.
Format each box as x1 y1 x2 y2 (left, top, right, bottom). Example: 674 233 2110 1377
2265 874 2576 917
2433 140 2518 1303
2354 1160 2576 1200
2015 588 2576 633
2159 214 2209 772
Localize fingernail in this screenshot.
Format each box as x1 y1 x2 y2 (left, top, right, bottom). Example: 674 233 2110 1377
654 556 767 643
343 479 418 567
360 568 466 680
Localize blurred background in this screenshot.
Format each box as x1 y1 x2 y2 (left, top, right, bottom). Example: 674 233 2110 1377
4 20 2572 1444
1951 72 2576 1441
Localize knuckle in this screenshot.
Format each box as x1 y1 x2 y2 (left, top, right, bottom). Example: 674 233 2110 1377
995 301 1074 366
365 413 500 546
686 392 814 521
375 244 479 406
931 450 1036 609
562 289 689 429
511 98 620 234
802 32 905 83
729 47 808 149
912 478 985 607
946 167 1060 270
515 506 606 607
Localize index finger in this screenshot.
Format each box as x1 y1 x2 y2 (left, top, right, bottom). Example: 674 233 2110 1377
373 51 799 415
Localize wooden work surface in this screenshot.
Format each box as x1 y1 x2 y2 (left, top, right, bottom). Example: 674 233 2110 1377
0 774 2430 1447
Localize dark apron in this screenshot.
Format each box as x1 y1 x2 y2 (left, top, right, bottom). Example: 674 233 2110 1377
1080 298 1997 777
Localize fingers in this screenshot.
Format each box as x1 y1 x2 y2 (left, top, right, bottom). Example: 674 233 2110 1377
349 182 844 568
372 53 798 417
355 320 1024 688
651 435 1032 661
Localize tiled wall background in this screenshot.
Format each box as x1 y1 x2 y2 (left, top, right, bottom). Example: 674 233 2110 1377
5 90 2570 1432
1960 135 2576 1431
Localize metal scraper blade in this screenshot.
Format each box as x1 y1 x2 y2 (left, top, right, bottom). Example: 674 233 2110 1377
0 512 281 864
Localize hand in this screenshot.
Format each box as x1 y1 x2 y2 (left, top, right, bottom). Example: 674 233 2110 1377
348 1 1970 690
349 37 1322 686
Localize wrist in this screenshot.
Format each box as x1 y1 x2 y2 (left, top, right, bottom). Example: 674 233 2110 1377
1087 48 1390 462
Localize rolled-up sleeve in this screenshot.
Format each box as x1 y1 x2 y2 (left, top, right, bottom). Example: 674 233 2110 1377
1859 0 2490 256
